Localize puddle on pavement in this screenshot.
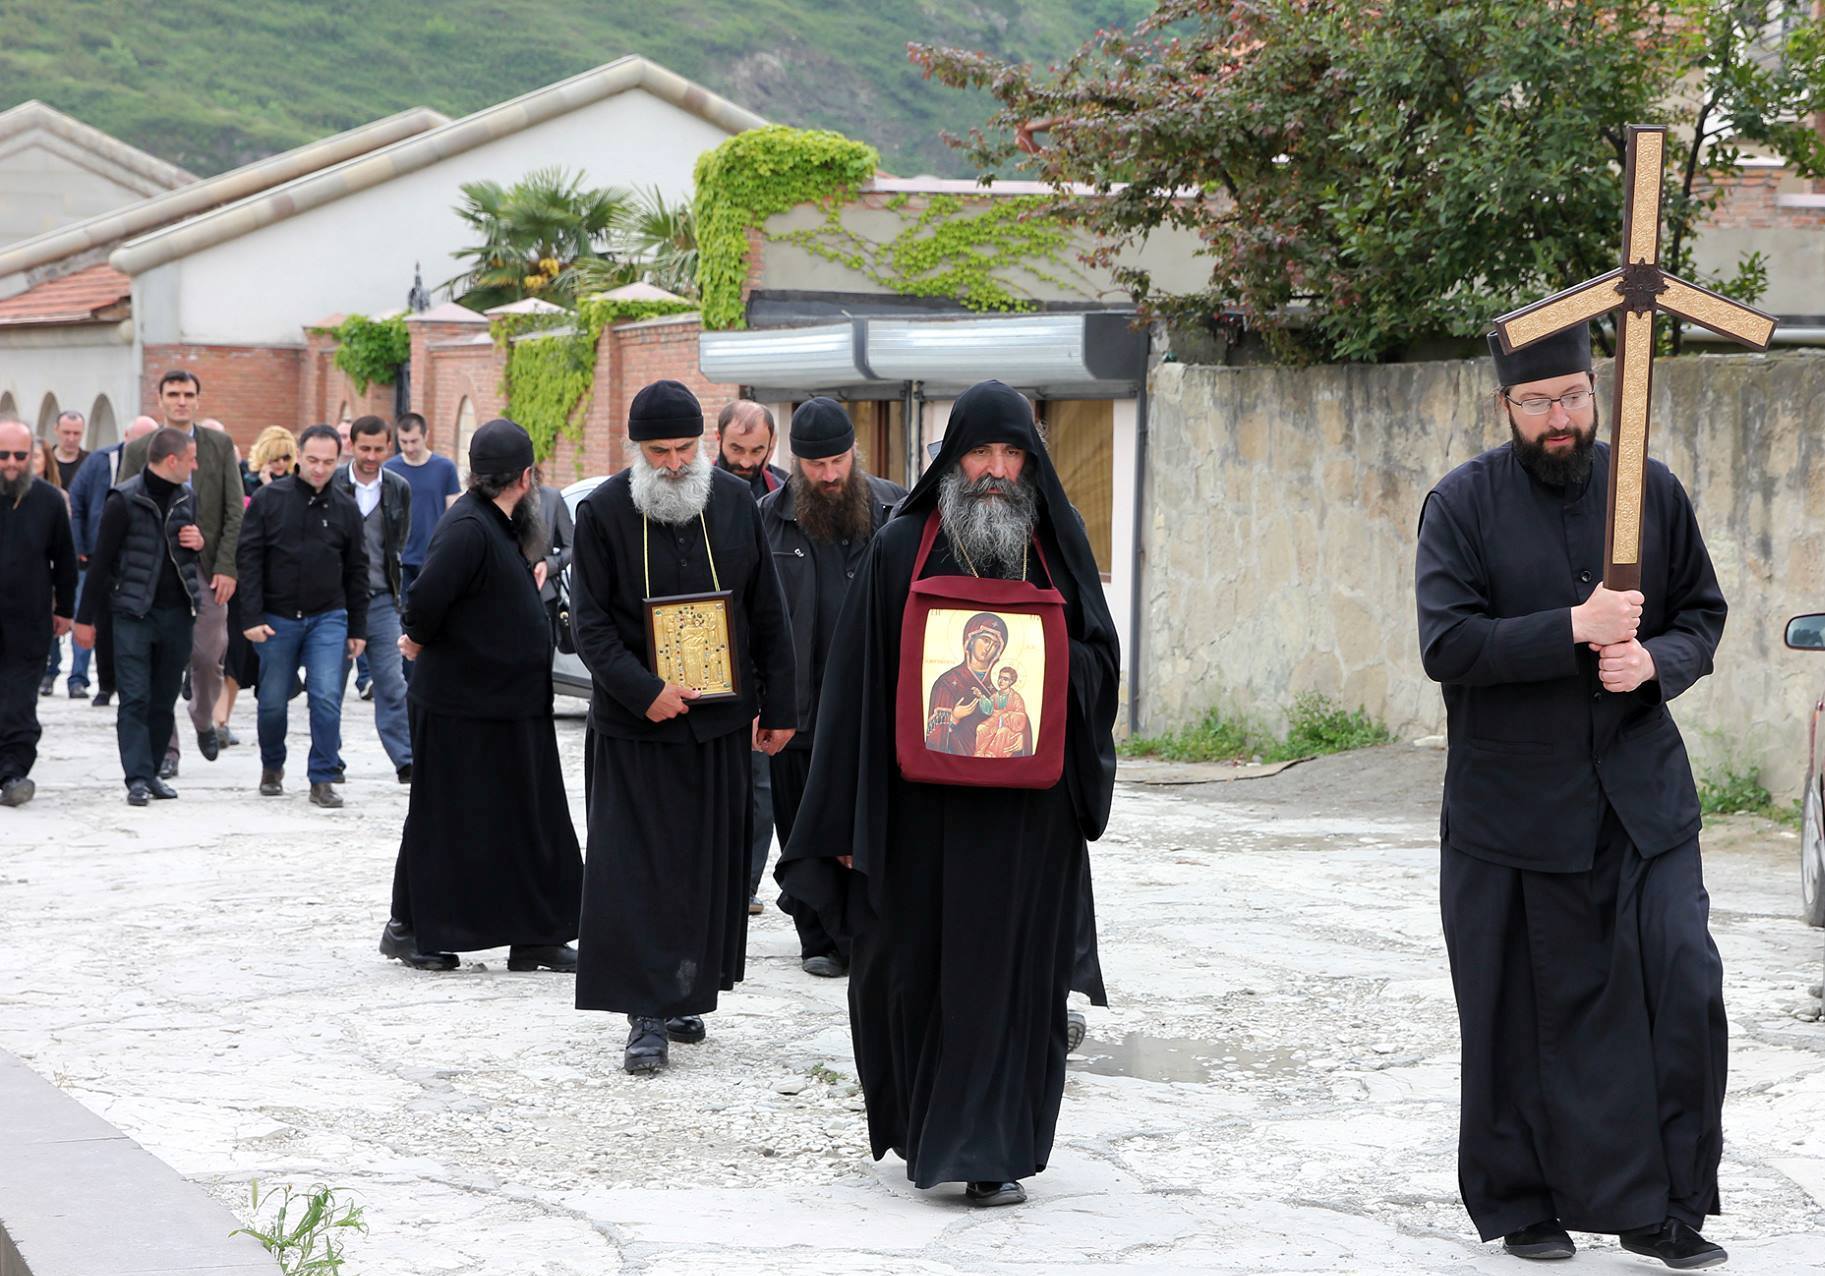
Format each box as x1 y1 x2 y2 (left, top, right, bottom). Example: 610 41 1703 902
1071 1033 1299 1084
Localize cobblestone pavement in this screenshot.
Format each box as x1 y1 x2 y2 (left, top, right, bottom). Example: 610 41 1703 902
2 688 1822 1274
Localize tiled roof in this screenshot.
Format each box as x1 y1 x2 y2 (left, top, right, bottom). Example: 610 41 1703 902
0 264 131 327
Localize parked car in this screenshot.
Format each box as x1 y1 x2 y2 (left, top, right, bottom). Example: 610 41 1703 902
1782 611 1825 927
553 476 608 699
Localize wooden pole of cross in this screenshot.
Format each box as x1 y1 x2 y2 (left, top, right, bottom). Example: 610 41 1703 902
1491 124 1779 593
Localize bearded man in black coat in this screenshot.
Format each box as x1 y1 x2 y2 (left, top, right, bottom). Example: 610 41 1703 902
777 380 1120 1208
1417 325 1729 1270
570 380 796 1074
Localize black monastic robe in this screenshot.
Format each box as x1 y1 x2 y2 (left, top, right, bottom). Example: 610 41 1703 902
1416 440 1728 1240
396 492 583 953
570 467 795 1018
778 381 1120 1189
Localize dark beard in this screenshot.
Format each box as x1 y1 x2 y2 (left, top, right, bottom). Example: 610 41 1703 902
937 466 1039 579
0 471 30 504
1510 407 1599 488
509 486 545 560
717 453 762 481
792 464 875 543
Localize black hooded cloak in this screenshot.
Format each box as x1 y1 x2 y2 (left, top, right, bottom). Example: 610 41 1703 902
776 380 1119 1189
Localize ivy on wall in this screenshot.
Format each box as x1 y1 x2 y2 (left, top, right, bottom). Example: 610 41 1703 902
313 314 410 394
493 296 696 461
772 193 1089 311
693 125 879 330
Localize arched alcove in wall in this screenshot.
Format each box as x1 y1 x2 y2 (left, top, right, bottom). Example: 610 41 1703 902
0 391 16 421
454 396 477 477
35 392 60 439
89 395 118 448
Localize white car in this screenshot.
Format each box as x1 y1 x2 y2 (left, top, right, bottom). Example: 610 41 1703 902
552 475 607 699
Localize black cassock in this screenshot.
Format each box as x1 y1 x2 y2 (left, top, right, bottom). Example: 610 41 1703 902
778 381 1119 1189
570 468 795 1018
396 492 583 953
1416 440 1728 1240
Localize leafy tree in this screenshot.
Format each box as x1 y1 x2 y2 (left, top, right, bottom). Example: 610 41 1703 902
911 0 1825 363
445 166 631 309
559 185 700 300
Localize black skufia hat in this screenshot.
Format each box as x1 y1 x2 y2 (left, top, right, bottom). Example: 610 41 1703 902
468 418 535 473
1487 323 1592 387
628 379 704 441
790 397 855 460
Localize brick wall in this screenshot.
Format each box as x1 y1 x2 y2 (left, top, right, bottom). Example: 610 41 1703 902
1697 164 1825 232
300 328 395 430
412 312 740 484
140 343 303 451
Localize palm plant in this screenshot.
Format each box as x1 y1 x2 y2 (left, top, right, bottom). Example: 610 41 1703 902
445 166 631 309
559 185 700 301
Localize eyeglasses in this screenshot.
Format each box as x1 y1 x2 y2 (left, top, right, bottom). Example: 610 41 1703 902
1505 389 1593 416
0 450 30 461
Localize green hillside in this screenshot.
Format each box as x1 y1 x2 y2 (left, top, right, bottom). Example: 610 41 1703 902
0 0 1148 179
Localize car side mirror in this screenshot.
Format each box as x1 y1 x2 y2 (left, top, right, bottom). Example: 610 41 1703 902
1785 613 1825 651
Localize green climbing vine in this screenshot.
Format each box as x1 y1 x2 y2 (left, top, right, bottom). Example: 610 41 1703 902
771 193 1088 311
494 296 696 460
314 314 409 394
693 125 879 330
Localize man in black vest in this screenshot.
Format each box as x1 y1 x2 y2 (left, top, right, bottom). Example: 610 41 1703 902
0 417 77 808
1417 325 1729 1269
759 399 905 976
331 415 414 783
74 429 208 805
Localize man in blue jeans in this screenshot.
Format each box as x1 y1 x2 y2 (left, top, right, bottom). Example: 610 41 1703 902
332 415 413 783
236 423 368 808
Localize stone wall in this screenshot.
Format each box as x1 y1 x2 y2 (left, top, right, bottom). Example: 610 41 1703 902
1140 348 1825 797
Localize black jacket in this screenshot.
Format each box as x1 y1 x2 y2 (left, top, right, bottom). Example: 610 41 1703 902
79 474 206 621
331 462 412 602
759 474 905 744
537 484 574 605
403 490 553 719
0 478 77 661
1416 442 1726 873
571 468 795 744
236 474 369 634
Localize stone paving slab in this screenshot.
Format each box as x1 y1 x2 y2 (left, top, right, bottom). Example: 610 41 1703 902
0 689 1822 1273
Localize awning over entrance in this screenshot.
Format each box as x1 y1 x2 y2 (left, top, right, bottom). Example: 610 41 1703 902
698 311 1146 398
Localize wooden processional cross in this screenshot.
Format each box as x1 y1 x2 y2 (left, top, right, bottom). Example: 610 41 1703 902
1491 124 1778 592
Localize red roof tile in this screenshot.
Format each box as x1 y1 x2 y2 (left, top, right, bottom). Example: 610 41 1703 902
0 265 131 327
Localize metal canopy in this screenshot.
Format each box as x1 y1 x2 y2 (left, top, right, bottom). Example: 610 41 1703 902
697 311 1145 395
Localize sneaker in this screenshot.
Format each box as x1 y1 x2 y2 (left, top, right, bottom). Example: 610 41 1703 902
358 681 373 701
1619 1219 1726 1270
1066 1008 1087 1053
964 1181 1026 1207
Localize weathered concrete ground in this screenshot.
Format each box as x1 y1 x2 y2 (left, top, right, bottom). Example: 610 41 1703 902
2 689 1823 1274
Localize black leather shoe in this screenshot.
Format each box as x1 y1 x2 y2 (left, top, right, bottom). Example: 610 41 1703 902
377 919 458 970
801 954 848 978
157 754 179 780
1066 1008 1088 1053
196 727 219 762
507 944 578 972
1619 1220 1726 1270
664 1015 706 1044
0 777 34 807
396 764 412 784
625 1016 669 1073
91 690 111 707
309 782 343 809
259 768 283 796
1503 1220 1575 1260
126 782 150 807
965 1181 1026 1207
147 778 178 800
180 669 191 702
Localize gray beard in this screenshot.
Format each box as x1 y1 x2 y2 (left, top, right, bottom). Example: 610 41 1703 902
630 448 713 524
0 471 31 504
937 466 1038 579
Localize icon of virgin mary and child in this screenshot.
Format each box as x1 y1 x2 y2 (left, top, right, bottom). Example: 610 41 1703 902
924 611 1034 758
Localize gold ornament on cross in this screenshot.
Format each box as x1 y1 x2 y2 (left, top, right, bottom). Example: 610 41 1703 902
1492 124 1778 592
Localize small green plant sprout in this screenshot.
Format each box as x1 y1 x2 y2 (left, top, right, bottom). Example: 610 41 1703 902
232 1180 367 1275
